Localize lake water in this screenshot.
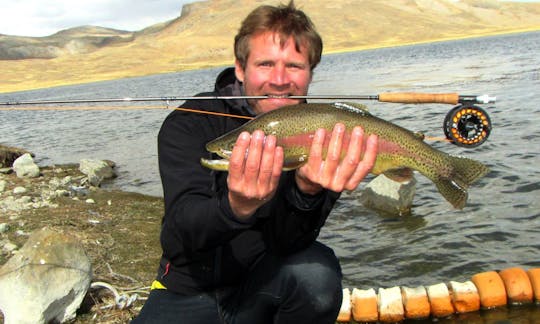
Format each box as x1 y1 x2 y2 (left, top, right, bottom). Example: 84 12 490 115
1 31 539 321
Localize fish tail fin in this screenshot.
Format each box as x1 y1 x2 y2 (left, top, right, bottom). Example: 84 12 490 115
435 179 468 209
435 156 490 209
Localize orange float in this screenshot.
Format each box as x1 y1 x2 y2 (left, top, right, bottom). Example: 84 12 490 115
448 280 480 313
426 283 455 317
378 287 404 322
351 288 378 322
401 286 431 319
499 267 533 304
471 271 507 308
526 268 540 301
337 288 351 322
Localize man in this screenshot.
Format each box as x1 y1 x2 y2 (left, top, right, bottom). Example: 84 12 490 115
134 1 378 323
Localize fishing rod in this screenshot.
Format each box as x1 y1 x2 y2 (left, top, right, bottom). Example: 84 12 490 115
0 92 496 106
0 92 495 148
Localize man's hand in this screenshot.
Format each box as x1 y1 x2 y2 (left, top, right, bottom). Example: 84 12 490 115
295 123 378 195
227 130 283 220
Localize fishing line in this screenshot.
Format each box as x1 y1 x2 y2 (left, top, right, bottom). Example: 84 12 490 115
0 105 255 119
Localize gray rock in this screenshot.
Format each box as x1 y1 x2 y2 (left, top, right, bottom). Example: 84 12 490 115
60 176 72 186
2 241 17 253
55 189 70 197
1 196 19 212
0 179 6 192
0 228 92 324
79 159 115 187
0 223 9 233
12 153 40 178
13 186 27 195
360 173 417 215
0 144 33 168
0 168 13 174
48 177 62 190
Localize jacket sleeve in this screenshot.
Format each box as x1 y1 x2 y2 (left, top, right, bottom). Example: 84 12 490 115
158 108 255 260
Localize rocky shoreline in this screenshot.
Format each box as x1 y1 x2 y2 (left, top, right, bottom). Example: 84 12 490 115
0 144 163 322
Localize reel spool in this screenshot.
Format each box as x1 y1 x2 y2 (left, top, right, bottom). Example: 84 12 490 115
443 104 492 147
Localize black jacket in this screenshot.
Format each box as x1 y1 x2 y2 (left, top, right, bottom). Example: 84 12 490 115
156 67 340 294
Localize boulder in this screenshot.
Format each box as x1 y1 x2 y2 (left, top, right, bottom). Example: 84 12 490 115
0 144 33 168
0 228 92 324
360 173 417 215
12 153 40 178
79 159 116 187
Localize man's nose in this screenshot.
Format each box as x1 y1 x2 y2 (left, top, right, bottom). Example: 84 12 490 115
269 65 290 86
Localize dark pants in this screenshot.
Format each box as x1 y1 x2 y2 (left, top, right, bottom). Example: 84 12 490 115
132 241 342 324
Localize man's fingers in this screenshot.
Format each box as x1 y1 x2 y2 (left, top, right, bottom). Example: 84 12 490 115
307 128 326 167
345 134 378 190
321 123 346 187
267 145 284 196
258 135 278 187
228 131 251 181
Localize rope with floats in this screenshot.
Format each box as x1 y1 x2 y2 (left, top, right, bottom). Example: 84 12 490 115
337 266 540 323
0 92 496 147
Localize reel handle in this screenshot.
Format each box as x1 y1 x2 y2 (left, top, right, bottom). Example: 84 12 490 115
378 92 459 104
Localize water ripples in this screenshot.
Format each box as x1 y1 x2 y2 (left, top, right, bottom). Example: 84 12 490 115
2 32 540 295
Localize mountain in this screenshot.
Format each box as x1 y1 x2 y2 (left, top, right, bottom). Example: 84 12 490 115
0 26 134 60
1 0 540 93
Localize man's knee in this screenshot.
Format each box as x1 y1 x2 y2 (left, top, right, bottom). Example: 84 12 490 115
269 242 342 322
281 242 342 303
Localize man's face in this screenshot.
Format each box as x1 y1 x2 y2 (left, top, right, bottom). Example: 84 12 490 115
235 32 312 115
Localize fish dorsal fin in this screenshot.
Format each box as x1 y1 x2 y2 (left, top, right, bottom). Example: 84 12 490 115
413 131 425 140
333 102 371 115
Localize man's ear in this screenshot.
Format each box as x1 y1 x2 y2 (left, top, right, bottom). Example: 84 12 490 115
234 60 245 83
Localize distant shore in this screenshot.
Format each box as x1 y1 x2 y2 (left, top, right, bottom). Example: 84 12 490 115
324 26 540 55
1 27 539 94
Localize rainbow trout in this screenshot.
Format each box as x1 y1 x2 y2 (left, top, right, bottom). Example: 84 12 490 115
200 102 489 208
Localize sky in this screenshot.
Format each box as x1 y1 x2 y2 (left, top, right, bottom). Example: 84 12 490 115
0 0 195 37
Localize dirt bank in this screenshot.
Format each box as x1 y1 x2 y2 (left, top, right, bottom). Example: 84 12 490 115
0 163 163 323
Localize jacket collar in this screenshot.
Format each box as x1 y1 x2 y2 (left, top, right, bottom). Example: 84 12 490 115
214 67 256 117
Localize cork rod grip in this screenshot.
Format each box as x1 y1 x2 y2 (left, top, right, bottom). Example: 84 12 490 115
378 92 460 104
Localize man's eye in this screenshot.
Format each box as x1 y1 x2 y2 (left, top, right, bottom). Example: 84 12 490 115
287 64 305 70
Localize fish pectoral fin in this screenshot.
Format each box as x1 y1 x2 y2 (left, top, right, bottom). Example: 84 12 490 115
382 167 414 182
200 158 230 171
283 154 308 171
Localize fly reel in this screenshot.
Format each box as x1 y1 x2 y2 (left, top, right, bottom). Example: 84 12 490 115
443 104 492 147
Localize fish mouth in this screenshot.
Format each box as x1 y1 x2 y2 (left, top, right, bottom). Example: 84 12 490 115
216 148 232 159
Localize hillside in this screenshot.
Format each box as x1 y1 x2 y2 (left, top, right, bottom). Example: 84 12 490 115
1 0 540 93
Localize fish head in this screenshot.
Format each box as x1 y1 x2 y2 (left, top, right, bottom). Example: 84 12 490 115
205 133 238 159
